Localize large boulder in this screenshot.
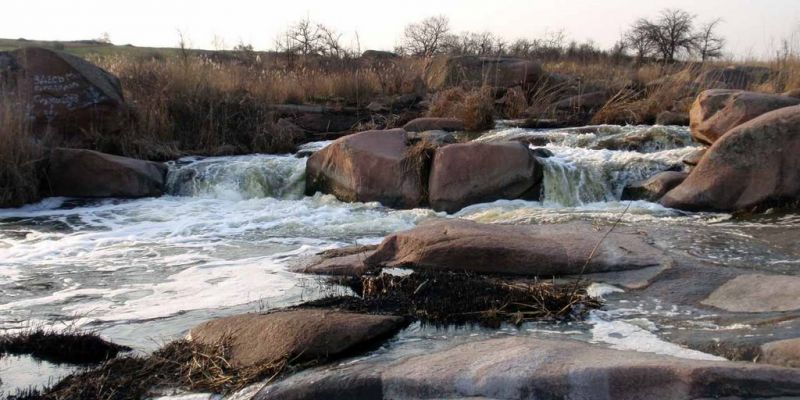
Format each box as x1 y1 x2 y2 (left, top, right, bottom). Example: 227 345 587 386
621 171 688 202
662 105 800 211
189 310 405 368
425 56 543 90
402 117 464 133
689 89 800 145
257 336 800 400
428 141 542 213
305 129 425 208
0 47 127 139
364 219 667 276
45 148 166 198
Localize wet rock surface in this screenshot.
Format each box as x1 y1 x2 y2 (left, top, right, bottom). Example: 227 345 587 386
256 336 800 400
364 219 668 276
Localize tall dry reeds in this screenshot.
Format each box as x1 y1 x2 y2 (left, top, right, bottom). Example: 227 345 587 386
88 54 426 159
427 86 495 131
0 96 44 208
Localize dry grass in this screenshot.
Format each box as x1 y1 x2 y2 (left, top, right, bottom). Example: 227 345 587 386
0 329 130 365
427 86 495 131
36 337 292 399
316 270 601 328
87 54 426 160
0 97 44 208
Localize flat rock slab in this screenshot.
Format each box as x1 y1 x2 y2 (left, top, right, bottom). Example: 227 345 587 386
189 310 405 368
256 336 800 399
364 219 668 276
291 245 377 276
702 274 800 312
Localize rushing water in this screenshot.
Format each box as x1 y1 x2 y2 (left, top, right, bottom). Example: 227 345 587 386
0 125 797 395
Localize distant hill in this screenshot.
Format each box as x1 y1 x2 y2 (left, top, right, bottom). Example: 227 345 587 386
0 38 262 59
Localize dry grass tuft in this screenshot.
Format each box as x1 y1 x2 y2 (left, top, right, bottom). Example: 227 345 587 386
315 270 601 328
40 337 292 399
427 86 495 131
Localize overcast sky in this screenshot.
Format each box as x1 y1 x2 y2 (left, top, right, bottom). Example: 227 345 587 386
4 0 800 59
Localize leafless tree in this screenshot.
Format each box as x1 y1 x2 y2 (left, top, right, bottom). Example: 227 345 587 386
647 9 698 63
289 17 321 56
318 25 345 58
400 15 451 57
624 19 655 64
696 19 725 61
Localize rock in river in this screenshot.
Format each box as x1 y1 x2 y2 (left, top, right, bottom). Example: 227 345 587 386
403 117 464 133
45 148 167 198
189 310 406 368
364 219 667 276
622 171 688 202
305 129 425 209
428 141 543 213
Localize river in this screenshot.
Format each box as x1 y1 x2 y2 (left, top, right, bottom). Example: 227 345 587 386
2 124 798 396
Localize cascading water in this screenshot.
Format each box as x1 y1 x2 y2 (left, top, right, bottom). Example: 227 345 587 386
479 125 698 206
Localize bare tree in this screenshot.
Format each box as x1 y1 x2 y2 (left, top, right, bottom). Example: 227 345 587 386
697 19 725 61
647 9 698 63
288 17 321 56
400 15 451 57
318 25 345 58
624 19 655 64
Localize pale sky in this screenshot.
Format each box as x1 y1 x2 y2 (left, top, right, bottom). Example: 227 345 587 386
4 0 800 59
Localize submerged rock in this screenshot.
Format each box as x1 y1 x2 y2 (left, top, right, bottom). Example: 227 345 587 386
189 310 405 368
428 142 542 213
0 47 128 140
622 171 688 202
291 245 377 276
364 219 667 276
305 129 425 209
655 110 689 126
689 89 799 145
402 117 464 133
663 105 800 212
701 274 800 313
45 148 167 198
256 336 800 399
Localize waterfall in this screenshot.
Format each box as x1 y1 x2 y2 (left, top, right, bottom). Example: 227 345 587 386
166 154 307 200
538 146 696 206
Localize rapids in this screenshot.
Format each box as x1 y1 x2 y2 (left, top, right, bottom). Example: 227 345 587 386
1 125 797 395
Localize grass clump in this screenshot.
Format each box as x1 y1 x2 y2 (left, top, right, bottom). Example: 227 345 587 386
23 337 293 400
0 329 131 365
310 270 601 328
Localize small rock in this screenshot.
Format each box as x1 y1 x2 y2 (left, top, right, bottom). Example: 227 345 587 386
656 110 690 126
622 171 688 202
402 117 464 133
702 274 800 312
761 338 800 368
